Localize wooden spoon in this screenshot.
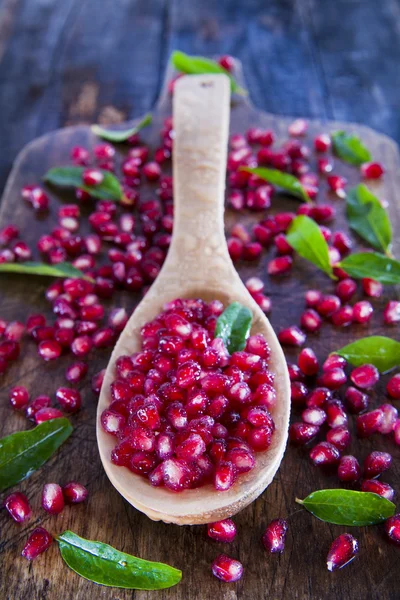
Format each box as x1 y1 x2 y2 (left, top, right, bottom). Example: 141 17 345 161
97 73 291 525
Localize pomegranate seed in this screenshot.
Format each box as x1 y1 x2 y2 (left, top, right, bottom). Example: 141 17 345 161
91 369 105 395
363 451 392 479
245 277 264 294
362 278 383 298
291 381 309 406
361 162 384 179
350 364 379 389
345 387 369 414
385 514 400 544
317 295 341 317
262 518 288 553
83 168 104 186
300 309 322 333
268 255 293 275
5 321 25 341
208 519 237 543
361 480 394 501
13 240 32 261
338 455 361 482
305 289 323 307
161 458 191 491
214 461 236 491
326 426 351 452
55 387 82 413
71 335 92 357
38 339 62 361
356 409 384 437
22 527 53 560
26 314 46 334
384 300 400 324
302 407 326 426
326 400 348 428
9 385 29 410
289 422 319 445
387 374 400 399
353 300 373 324
318 368 347 390
327 174 347 196
41 483 64 514
25 395 51 420
65 361 88 383
314 134 331 152
323 354 347 371
71 146 89 165
4 492 32 523
0 224 19 246
278 326 306 347
35 407 64 424
62 481 88 504
335 279 357 302
378 404 398 434
309 442 340 466
326 534 358 571
211 554 243 582
298 347 319 376
288 118 308 136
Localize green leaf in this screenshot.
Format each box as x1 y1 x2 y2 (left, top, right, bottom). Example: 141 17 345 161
296 489 395 526
57 531 182 590
171 50 246 96
346 184 392 254
286 215 335 278
215 302 253 353
335 336 400 372
91 113 152 143
339 252 400 285
331 130 372 166
0 261 92 281
44 167 122 201
242 167 311 203
0 418 73 491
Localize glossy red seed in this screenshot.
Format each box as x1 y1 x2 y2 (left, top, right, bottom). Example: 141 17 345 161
278 326 306 347
318 368 347 390
62 481 88 504
268 255 293 275
22 527 53 560
345 387 369 414
326 400 348 428
4 492 32 523
387 374 400 399
302 407 326 426
314 134 331 152
300 309 322 333
384 300 400 324
41 483 64 514
363 451 392 479
385 514 400 544
290 381 309 405
65 361 88 383
356 409 384 437
322 354 347 371
361 479 394 501
83 168 104 186
289 422 319 445
326 426 351 452
362 278 383 298
350 364 379 389
9 386 29 410
214 461 236 491
327 534 358 571
338 455 361 482
35 407 64 424
71 335 92 357
55 387 82 413
335 279 357 302
262 518 288 553
207 519 237 543
353 300 373 324
361 162 384 179
306 387 332 408
378 404 398 434
317 295 341 317
310 442 340 466
298 347 319 376
211 554 243 582
38 339 62 361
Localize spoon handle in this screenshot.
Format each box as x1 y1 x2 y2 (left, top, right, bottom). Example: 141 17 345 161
164 74 232 281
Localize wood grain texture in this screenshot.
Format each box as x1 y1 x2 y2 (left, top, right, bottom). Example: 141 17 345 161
0 2 400 599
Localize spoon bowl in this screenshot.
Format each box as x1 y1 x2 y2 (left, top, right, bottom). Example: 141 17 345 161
97 74 291 524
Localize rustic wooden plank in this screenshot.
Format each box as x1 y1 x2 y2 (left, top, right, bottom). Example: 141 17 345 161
0 58 400 599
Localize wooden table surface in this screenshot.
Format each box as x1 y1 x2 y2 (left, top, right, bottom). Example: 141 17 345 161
1 2 400 599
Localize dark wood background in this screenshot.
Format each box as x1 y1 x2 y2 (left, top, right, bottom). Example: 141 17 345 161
1 1 400 599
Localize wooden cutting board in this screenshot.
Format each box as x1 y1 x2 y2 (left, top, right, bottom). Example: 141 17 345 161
1 62 399 600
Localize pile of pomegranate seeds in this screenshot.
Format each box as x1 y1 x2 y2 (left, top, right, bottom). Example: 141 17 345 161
101 298 275 492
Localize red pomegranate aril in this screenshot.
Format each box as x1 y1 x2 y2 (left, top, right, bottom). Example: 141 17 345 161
300 309 322 333
55 387 82 413
302 407 326 427
268 255 293 275
384 300 400 324
335 279 357 302
345 387 369 414
326 426 350 452
262 518 288 554
326 400 348 428
35 407 64 424
318 368 347 390
25 395 51 420
71 335 92 357
92 369 105 395
353 300 373 324
363 451 392 479
309 441 340 466
65 361 88 383
361 162 384 179
161 457 191 491
211 554 243 583
378 403 398 434
338 455 361 482
322 354 347 371
92 327 114 348
0 224 19 246
298 348 319 376
361 479 394 501
327 174 347 196
314 133 331 152
71 146 89 165
22 527 53 560
9 385 29 410
327 534 358 571
82 168 104 186
4 321 24 342
385 514 400 544
278 326 306 347
317 295 341 317
4 492 32 523
62 481 88 505
101 409 126 436
356 409 384 437
305 289 323 308
41 483 64 514
26 314 46 334
350 364 379 389
291 381 309 406
387 373 400 399
214 461 237 491
38 339 62 361
289 422 319 445
208 519 236 543
362 278 383 298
